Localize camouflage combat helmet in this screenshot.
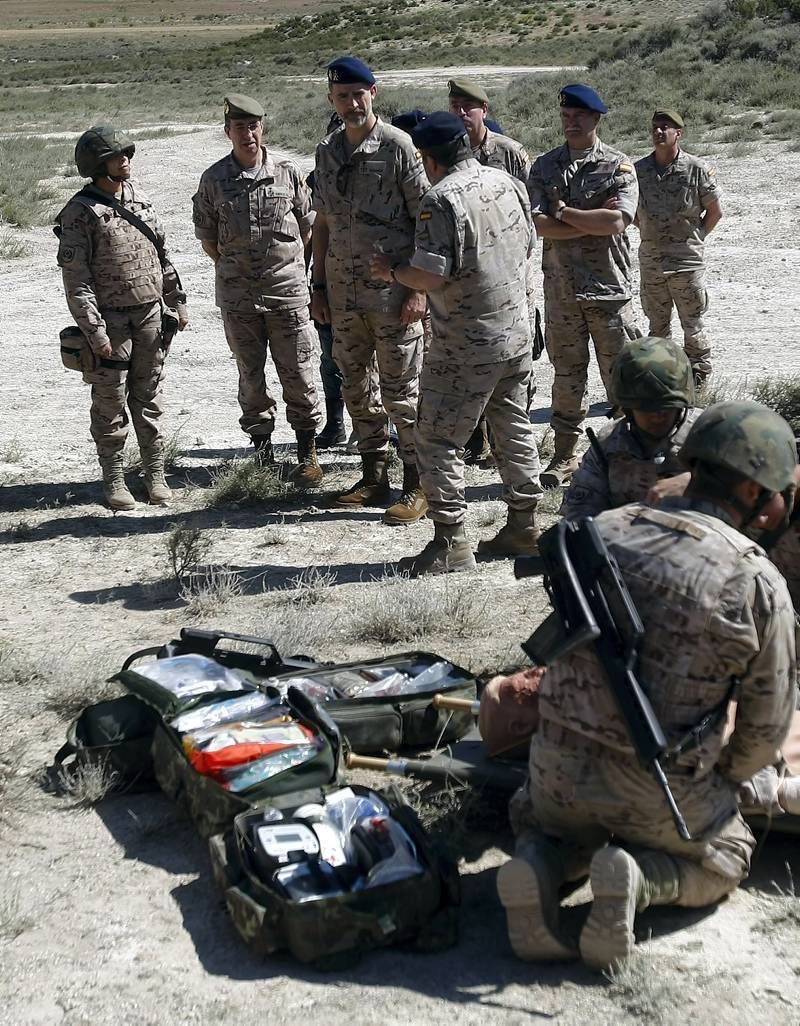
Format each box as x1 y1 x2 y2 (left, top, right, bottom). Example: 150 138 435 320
74 124 135 179
681 400 797 493
612 336 695 411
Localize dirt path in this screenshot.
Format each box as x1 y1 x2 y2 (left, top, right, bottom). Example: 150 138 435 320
2 125 800 1026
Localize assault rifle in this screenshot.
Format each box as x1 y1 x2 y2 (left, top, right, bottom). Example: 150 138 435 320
514 518 691 841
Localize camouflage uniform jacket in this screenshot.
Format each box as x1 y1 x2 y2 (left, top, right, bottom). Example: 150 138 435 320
561 408 700 519
410 158 533 365
312 118 428 316
472 128 530 183
55 181 186 351
527 139 638 302
192 148 313 313
635 150 721 274
538 497 797 784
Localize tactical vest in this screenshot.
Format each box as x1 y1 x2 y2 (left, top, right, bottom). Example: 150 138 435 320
82 194 162 309
538 503 760 769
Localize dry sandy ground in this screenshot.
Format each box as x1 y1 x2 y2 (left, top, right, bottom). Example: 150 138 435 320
2 123 800 1026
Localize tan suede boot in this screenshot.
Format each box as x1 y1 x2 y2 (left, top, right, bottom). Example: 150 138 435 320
100 454 136 512
383 462 428 525
540 433 579 488
141 445 171 505
333 452 391 507
580 847 680 971
397 520 476 578
477 508 540 557
291 430 324 488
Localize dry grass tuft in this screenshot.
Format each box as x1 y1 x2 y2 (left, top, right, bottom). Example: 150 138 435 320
164 522 211 587
206 458 296 506
0 883 33 941
750 374 800 425
1 645 119 721
123 423 187 473
180 566 244 618
350 571 488 644
604 954 700 1024
56 758 119 806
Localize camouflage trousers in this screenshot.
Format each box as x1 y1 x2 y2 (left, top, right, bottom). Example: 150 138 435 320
415 351 543 525
544 278 640 440
771 524 800 611
84 301 166 459
222 306 321 439
509 720 754 906
640 264 711 380
331 309 423 463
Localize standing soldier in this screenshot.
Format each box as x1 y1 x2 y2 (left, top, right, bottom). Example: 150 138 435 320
499 401 798 969
529 84 640 489
635 109 723 389
55 125 188 511
371 113 543 576
311 56 429 525
448 77 533 464
192 94 323 485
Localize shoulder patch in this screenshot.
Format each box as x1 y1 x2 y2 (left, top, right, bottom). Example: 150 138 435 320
415 150 421 159
618 162 633 173
419 210 432 221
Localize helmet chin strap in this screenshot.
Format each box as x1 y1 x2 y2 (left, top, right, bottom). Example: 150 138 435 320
626 406 686 451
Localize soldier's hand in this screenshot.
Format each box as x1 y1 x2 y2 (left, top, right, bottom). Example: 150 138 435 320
311 290 331 325
178 314 190 331
400 290 426 325
603 196 621 211
369 251 393 283
95 342 113 360
647 471 690 505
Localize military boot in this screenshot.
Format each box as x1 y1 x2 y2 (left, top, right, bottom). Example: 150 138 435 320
464 418 492 465
252 435 275 466
316 399 346 449
333 452 391 507
397 520 476 578
477 508 540 558
579 847 680 971
383 462 428 525
291 430 324 488
540 433 579 488
497 841 578 962
141 445 171 505
778 774 800 814
99 453 136 512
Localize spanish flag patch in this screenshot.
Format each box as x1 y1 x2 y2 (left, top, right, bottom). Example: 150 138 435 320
618 162 633 173
419 211 432 220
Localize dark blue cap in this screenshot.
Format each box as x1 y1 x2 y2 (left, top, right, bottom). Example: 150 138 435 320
327 57 375 86
559 83 607 114
411 111 468 151
485 117 504 134
391 109 427 134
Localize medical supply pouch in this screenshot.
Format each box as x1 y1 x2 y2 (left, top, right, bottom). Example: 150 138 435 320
50 694 160 793
118 628 476 753
265 652 477 754
208 784 460 968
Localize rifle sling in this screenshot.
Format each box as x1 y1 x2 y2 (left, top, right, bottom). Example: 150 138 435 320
663 681 737 762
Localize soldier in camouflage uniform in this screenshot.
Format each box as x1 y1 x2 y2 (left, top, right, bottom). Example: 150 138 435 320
311 57 429 524
528 84 640 489
498 400 798 970
371 113 543 576
561 336 699 519
635 110 723 388
448 77 535 465
56 125 188 511
193 94 323 487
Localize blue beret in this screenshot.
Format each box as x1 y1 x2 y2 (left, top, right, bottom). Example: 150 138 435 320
391 109 427 134
327 57 375 86
559 83 607 114
411 111 468 150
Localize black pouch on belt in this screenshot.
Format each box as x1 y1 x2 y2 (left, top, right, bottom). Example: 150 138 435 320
161 308 180 352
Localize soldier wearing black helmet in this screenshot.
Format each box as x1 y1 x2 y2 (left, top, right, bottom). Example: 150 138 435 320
55 125 188 511
500 400 797 971
561 335 698 519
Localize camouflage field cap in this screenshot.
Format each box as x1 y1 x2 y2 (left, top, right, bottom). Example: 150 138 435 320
681 400 798 492
612 336 695 411
224 94 264 120
74 124 135 179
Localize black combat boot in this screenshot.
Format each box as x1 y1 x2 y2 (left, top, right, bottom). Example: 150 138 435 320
316 399 346 449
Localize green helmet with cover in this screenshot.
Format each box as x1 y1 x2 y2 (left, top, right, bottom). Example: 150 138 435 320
74 124 136 180
611 336 695 412
680 400 797 493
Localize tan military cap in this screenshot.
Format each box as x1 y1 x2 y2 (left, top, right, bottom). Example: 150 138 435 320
447 77 490 104
652 108 684 128
224 93 264 120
